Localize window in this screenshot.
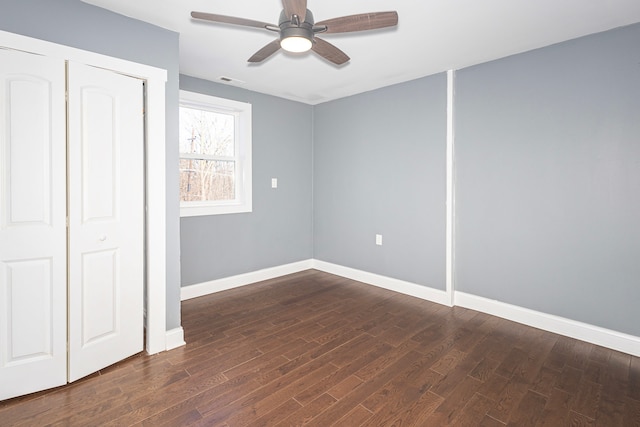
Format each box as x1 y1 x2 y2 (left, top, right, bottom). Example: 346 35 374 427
179 90 252 216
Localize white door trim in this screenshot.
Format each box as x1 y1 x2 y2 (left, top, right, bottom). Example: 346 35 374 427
0 30 168 354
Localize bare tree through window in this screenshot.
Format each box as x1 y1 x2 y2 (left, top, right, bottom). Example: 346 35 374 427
179 106 236 202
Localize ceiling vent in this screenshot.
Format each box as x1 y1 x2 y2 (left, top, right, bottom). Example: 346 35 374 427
218 76 245 84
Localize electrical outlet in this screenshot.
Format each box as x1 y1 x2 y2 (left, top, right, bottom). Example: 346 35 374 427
376 234 383 246
271 178 278 188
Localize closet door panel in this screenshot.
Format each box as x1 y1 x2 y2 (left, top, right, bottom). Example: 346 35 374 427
82 88 116 221
0 49 67 401
67 62 144 382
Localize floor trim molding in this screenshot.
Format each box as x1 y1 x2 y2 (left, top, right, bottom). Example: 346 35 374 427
180 260 314 301
165 327 186 351
455 291 640 357
311 260 450 307
179 260 640 357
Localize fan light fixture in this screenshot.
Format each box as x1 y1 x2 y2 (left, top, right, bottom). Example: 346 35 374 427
190 2 399 65
280 36 312 52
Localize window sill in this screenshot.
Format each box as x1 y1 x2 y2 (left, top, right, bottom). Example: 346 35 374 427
180 202 252 217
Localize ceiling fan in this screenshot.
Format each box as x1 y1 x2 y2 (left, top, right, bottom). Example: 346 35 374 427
191 0 398 65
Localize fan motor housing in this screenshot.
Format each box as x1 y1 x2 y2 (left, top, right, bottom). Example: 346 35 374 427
279 9 314 41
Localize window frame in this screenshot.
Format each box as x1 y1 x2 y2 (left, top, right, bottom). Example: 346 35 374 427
179 90 252 217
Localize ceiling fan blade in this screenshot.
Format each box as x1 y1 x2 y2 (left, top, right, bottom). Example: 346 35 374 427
316 11 398 34
248 39 282 63
311 37 349 65
282 0 307 22
191 11 274 30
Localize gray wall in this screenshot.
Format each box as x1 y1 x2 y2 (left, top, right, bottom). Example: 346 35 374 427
179 76 313 285
7 0 636 339
0 0 182 329
313 75 447 289
455 23 640 336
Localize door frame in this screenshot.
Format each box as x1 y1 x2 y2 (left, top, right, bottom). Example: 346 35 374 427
0 30 168 354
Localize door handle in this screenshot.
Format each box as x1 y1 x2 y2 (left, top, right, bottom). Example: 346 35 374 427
99 235 107 242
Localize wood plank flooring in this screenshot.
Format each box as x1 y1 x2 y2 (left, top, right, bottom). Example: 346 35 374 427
1 269 639 426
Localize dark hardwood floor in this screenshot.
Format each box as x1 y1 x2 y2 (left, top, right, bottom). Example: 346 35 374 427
2 269 639 426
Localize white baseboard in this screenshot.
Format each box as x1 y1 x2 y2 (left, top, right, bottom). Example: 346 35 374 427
178 260 640 357
455 292 640 357
311 260 451 307
180 259 314 301
165 327 186 351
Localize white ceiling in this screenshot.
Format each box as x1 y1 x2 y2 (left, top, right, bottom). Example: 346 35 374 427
82 0 640 105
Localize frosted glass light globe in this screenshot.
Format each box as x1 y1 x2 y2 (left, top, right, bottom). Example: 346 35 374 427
280 36 312 53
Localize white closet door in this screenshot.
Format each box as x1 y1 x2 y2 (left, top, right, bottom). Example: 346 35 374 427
67 62 144 382
0 50 67 400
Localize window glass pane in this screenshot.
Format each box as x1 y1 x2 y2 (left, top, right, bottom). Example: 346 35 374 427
179 106 235 157
179 159 235 202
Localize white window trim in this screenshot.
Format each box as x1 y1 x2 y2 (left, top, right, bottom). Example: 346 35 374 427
179 90 252 217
